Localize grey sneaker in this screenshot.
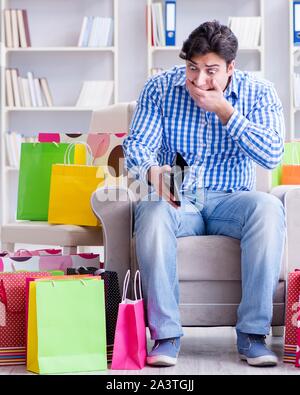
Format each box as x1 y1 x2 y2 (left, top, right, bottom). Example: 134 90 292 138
236 330 278 366
147 337 180 367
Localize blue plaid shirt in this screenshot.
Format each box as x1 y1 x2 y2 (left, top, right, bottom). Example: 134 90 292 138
123 66 285 192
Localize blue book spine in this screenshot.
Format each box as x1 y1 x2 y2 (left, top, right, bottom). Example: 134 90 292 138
294 1 300 45
165 0 176 46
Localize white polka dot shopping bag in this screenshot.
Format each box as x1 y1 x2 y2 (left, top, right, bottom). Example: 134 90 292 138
284 270 300 365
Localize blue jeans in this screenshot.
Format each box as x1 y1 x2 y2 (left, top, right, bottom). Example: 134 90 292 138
134 189 286 340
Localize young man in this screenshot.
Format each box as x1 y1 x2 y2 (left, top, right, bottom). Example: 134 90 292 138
123 21 285 367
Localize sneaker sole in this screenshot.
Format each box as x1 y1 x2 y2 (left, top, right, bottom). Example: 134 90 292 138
239 353 278 367
147 355 177 367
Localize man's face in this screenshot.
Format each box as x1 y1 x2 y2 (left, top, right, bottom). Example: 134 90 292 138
185 52 235 92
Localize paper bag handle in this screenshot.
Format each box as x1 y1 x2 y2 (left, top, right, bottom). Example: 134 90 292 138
134 270 143 301
64 142 94 166
122 269 131 302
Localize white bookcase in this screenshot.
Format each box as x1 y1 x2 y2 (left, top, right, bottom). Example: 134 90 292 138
289 0 300 140
0 0 119 225
147 0 265 78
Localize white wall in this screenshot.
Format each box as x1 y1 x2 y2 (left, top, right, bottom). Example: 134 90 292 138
118 0 291 136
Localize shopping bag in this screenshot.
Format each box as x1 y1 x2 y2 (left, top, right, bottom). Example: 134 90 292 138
0 256 40 272
0 251 100 274
38 133 60 143
12 248 62 257
60 133 88 164
66 268 121 363
111 270 147 370
27 277 107 374
283 270 300 363
296 300 300 367
0 272 50 366
48 142 105 226
272 141 300 187
17 142 72 220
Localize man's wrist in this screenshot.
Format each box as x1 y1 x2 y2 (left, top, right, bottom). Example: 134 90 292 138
147 165 159 185
216 98 234 125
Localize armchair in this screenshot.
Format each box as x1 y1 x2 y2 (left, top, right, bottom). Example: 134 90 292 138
90 102 300 332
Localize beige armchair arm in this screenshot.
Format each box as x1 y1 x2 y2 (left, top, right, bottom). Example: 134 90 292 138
91 187 134 289
271 185 300 273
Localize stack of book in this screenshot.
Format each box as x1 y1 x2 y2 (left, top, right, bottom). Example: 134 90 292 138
294 73 300 108
6 132 37 168
76 80 114 109
5 69 53 108
228 17 261 48
4 9 31 48
77 16 113 47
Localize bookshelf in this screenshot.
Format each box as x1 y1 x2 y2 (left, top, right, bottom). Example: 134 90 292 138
0 0 119 225
289 0 300 140
147 0 265 78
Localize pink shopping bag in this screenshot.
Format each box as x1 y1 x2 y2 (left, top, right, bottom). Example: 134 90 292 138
111 270 147 370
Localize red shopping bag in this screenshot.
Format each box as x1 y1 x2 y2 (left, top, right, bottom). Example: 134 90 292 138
283 270 300 363
111 270 147 370
295 300 300 367
0 272 50 365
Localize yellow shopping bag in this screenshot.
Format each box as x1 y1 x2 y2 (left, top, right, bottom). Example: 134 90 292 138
48 143 105 226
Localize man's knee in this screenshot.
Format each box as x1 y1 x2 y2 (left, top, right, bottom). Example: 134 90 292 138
135 194 176 228
247 192 285 225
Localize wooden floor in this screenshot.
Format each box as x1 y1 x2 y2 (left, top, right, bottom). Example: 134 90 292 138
1 327 299 375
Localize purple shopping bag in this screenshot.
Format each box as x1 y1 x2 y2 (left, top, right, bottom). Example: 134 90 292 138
111 270 147 370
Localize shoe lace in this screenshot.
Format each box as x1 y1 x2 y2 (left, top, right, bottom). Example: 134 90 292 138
153 338 177 350
248 334 266 344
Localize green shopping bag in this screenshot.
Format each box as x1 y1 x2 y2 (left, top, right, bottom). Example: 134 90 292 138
27 277 107 374
17 143 72 220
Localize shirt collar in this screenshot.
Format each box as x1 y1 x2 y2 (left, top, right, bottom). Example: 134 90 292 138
174 67 239 99
174 68 187 87
224 71 239 99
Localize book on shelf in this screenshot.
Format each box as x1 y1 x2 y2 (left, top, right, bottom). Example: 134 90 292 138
78 16 113 47
27 71 37 107
4 9 13 48
21 78 31 107
40 78 54 107
151 2 166 46
34 78 44 107
3 9 31 48
165 0 176 46
5 68 53 107
11 69 21 107
11 10 20 48
228 16 261 48
5 132 36 168
76 80 114 109
5 69 14 106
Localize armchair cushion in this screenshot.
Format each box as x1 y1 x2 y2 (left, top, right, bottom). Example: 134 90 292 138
177 235 286 281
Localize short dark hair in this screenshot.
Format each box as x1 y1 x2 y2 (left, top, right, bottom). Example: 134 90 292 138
179 20 238 65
